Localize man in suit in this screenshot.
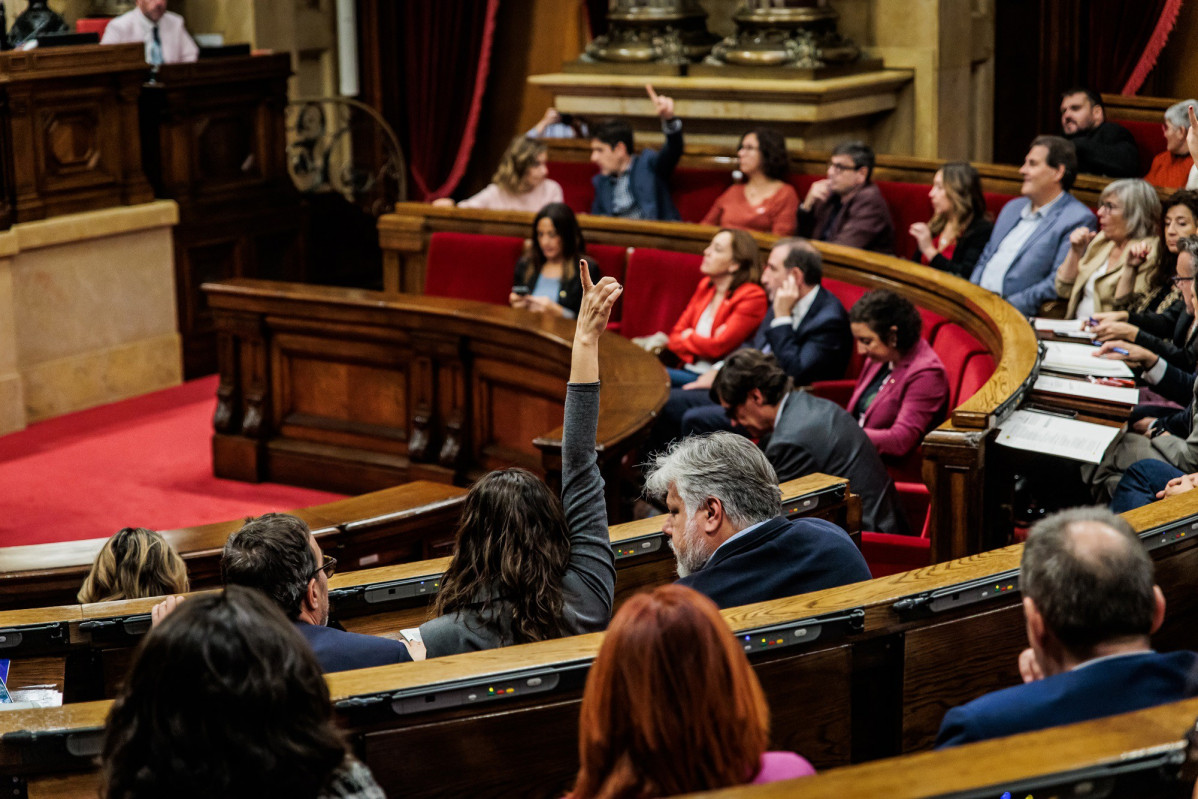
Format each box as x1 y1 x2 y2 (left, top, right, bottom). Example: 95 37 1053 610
710 349 908 534
100 0 199 65
589 85 682 221
220 513 416 672
644 430 870 610
796 141 894 254
658 238 853 440
971 136 1097 316
1060 87 1141 178
935 507 1198 748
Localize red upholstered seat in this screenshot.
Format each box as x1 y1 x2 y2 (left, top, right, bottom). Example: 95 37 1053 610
958 352 996 405
788 174 819 200
862 479 932 577
424 232 526 305
1119 119 1166 176
673 168 736 223
619 248 703 340
932 322 989 407
984 191 1016 220
877 181 933 259
76 17 112 36
548 161 597 215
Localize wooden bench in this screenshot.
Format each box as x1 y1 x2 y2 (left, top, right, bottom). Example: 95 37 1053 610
7 488 1197 798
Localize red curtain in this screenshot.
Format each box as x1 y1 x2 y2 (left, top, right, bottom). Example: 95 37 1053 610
1085 0 1184 94
396 0 501 200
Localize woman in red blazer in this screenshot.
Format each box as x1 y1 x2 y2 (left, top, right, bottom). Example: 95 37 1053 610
846 290 949 461
666 229 768 387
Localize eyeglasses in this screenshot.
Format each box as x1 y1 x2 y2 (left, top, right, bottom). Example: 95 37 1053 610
827 161 859 172
1170 274 1195 285
307 554 337 581
1098 201 1123 213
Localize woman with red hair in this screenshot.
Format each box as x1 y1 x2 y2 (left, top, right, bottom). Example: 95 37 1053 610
569 584 814 798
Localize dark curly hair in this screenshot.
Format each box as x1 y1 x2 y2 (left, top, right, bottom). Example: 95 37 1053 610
100 586 349 799
741 128 789 181
849 289 923 352
432 468 572 645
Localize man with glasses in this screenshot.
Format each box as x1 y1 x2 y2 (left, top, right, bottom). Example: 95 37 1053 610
796 141 894 254
214 513 415 672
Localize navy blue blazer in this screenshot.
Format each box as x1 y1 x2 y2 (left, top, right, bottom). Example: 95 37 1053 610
590 124 682 221
676 516 871 610
935 650 1198 748
296 621 412 674
751 286 852 385
970 194 1096 316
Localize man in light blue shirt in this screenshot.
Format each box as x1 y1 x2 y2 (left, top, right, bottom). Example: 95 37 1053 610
971 136 1096 316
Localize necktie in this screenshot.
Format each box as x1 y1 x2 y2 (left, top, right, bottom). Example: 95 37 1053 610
149 25 163 66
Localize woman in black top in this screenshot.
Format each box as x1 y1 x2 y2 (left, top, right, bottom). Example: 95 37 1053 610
510 202 603 318
908 161 993 279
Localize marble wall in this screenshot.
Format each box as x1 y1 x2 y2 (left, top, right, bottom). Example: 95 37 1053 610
0 201 182 433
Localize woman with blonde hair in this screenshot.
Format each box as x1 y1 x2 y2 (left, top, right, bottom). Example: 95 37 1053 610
568 584 814 799
433 135 563 212
908 161 993 278
78 527 189 603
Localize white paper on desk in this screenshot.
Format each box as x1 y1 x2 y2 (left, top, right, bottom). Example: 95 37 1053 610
1034 317 1095 339
995 409 1122 463
1033 375 1139 405
1041 341 1134 378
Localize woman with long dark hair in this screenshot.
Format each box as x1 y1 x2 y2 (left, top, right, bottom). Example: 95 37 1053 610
419 266 622 657
101 586 383 799
569 584 814 799
908 161 993 278
510 202 602 318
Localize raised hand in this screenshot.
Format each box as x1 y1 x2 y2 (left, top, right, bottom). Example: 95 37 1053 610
571 260 622 384
645 84 675 120
1127 240 1153 268
803 179 831 211
1188 105 1198 163
1069 226 1096 254
909 221 934 254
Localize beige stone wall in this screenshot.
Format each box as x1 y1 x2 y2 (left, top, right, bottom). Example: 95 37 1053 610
0 202 182 433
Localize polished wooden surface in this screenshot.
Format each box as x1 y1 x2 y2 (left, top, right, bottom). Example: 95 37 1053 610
204 277 669 500
0 480 466 611
377 203 1038 560
0 43 154 228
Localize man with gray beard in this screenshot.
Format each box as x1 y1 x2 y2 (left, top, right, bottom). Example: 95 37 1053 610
643 432 870 609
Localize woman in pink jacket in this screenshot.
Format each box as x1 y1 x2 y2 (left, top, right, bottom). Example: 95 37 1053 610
846 289 949 462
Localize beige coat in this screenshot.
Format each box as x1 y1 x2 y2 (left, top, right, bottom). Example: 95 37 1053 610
1055 232 1160 319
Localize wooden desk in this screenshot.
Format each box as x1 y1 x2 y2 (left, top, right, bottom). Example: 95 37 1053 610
0 43 154 228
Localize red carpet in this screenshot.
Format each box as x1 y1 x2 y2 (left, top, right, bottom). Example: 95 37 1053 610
0 377 346 547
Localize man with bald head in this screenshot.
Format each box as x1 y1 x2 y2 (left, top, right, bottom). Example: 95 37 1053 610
935 507 1198 748
101 0 198 64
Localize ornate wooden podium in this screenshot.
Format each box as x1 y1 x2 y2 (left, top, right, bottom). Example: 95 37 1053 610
140 53 306 378
0 42 153 227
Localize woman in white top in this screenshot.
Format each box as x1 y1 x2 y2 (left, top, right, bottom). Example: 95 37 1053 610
1054 178 1162 320
433 135 564 212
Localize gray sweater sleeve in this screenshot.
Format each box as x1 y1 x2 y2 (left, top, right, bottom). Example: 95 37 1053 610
560 381 617 633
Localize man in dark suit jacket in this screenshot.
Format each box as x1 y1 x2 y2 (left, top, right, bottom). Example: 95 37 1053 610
970 136 1096 315
1060 87 1141 178
658 238 852 440
589 86 682 221
796 141 894 254
935 507 1198 748
220 513 415 672
711 350 908 534
644 430 870 610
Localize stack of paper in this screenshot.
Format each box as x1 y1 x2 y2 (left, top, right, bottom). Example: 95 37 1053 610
1041 341 1133 378
1032 375 1139 405
996 409 1122 463
1033 317 1095 340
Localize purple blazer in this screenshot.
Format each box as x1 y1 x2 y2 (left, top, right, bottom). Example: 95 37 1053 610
846 338 948 459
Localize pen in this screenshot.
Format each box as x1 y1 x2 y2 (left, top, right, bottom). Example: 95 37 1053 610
1111 347 1129 355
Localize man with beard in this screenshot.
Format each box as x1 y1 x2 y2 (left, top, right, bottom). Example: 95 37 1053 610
643 432 870 609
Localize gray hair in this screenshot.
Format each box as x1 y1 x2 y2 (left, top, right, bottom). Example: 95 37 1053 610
1179 235 1198 266
644 433 782 528
1021 506 1156 657
1164 100 1198 130
1101 178 1162 240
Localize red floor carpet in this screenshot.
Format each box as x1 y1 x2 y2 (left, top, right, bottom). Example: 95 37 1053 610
0 377 346 547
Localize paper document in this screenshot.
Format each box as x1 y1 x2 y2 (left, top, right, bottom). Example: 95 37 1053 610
1041 341 1133 378
996 409 1122 463
1033 318 1095 340
1032 375 1139 405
